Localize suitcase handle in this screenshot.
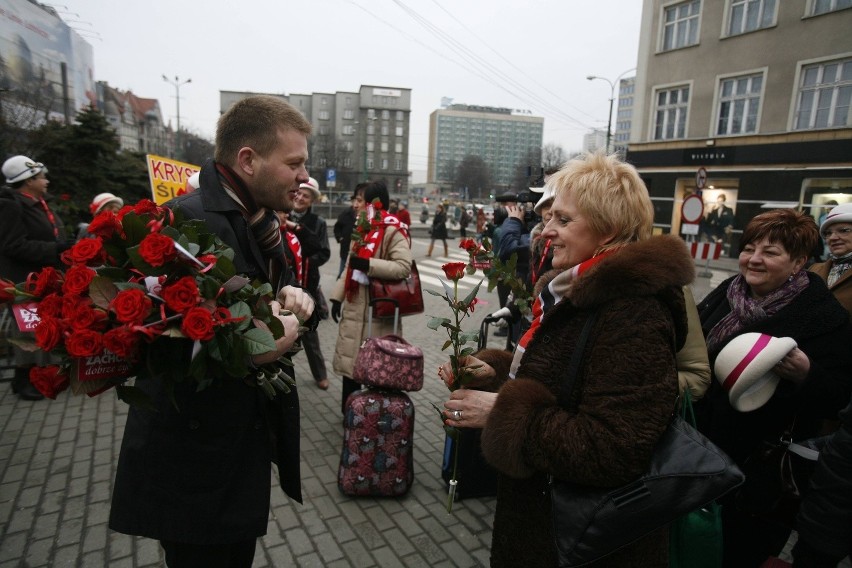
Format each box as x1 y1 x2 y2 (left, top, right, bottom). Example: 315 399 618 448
367 298 400 337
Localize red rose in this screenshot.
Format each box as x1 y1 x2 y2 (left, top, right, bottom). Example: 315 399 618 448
35 317 65 351
162 276 200 313
29 366 69 399
62 294 82 318
133 199 161 215
64 329 104 357
62 264 95 295
0 278 16 304
26 267 62 297
87 211 122 238
111 288 153 324
459 238 479 253
69 303 107 331
38 293 63 318
103 326 141 360
181 307 215 341
62 238 107 267
138 233 176 267
441 262 467 281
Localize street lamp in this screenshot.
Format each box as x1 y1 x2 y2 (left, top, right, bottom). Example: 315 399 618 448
586 68 635 154
162 74 191 160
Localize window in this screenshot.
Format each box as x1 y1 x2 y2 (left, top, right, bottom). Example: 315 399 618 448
381 158 388 170
367 123 375 135
395 126 404 137
794 58 852 129
366 141 374 152
395 159 402 170
811 0 852 15
344 141 353 151
728 0 776 35
318 125 329 136
381 124 389 136
662 0 701 51
342 125 355 135
380 141 389 152
395 142 403 153
318 110 329 120
343 157 352 168
396 111 404 121
343 109 354 119
381 110 390 120
717 73 763 135
367 109 376 119
367 157 374 169
653 86 690 140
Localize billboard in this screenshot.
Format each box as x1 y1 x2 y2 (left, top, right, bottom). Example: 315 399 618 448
0 0 96 122
146 154 200 205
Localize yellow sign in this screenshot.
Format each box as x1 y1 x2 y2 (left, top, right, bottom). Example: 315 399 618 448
146 154 200 205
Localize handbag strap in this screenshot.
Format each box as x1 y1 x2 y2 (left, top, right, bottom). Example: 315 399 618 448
557 308 601 408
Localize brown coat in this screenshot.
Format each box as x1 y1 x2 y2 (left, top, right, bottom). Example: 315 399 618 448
331 226 412 377
809 260 852 318
479 235 694 568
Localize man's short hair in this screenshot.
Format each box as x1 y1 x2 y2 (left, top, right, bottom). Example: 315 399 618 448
215 95 312 166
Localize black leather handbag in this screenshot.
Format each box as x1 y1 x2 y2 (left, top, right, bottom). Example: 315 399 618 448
550 308 745 567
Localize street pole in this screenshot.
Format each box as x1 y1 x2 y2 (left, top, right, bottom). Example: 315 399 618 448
162 75 191 160
586 68 635 155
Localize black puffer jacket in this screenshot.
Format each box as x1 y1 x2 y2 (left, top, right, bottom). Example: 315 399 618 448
0 187 67 283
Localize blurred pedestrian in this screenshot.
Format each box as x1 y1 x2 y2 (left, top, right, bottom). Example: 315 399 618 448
810 202 852 317
77 192 124 239
0 155 70 400
396 200 411 227
334 185 363 278
428 203 449 257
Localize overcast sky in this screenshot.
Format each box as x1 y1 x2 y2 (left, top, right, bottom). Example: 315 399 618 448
64 0 642 176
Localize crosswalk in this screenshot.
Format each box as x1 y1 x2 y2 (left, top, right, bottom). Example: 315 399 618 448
412 238 486 294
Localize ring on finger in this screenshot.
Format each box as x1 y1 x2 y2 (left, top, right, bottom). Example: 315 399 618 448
452 409 462 421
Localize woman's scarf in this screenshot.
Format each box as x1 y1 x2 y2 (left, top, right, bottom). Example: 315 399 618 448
509 249 617 379
706 271 810 353
344 204 410 301
827 251 852 287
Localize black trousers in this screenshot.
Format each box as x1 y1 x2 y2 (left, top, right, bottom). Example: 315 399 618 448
160 539 256 568
298 328 327 382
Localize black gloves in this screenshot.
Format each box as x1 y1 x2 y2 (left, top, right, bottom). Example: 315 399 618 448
349 256 369 272
331 300 342 323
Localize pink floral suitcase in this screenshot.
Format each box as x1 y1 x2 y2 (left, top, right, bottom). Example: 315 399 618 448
338 388 415 497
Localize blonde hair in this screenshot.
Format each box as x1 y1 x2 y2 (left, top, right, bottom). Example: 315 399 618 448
215 95 312 166
549 152 653 252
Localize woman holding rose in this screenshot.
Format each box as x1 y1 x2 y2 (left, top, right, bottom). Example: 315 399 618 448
439 152 694 567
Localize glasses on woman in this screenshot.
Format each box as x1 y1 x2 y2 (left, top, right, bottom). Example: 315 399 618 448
822 227 852 238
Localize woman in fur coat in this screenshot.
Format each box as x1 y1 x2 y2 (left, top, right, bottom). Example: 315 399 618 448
439 153 694 567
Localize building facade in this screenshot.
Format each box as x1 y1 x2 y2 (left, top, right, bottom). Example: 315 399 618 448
628 0 852 256
97 82 170 155
221 85 412 202
613 76 636 157
427 104 544 192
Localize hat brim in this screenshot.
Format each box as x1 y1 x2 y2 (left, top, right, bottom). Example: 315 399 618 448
715 333 796 413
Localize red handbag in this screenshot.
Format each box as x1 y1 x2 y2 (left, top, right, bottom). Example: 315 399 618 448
368 259 424 319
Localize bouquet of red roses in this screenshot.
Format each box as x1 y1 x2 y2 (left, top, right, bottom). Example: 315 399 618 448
0 199 293 404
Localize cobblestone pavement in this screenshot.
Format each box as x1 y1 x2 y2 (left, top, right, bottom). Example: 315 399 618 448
6 232 838 567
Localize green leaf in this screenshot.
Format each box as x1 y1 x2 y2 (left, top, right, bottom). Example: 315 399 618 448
442 339 453 351
427 316 451 330
89 275 119 309
240 327 277 355
424 288 445 298
229 301 252 331
461 279 483 309
439 278 454 300
216 255 237 280
253 281 273 298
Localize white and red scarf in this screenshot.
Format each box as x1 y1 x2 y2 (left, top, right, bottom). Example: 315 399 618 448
509 249 617 379
281 227 304 285
345 204 410 301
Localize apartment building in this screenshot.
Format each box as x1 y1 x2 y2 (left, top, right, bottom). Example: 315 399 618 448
628 0 852 254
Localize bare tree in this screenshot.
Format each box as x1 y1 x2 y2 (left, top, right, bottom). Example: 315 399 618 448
542 142 568 172
454 154 492 200
509 146 544 191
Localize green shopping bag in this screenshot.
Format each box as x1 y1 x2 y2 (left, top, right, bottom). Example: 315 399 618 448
668 390 724 568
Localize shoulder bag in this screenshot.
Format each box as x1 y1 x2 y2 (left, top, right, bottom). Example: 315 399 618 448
550 308 745 567
368 259 424 319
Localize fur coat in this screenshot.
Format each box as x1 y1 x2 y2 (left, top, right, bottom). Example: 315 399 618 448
478 235 694 568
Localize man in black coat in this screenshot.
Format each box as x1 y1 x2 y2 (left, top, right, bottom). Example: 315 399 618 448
333 186 363 278
108 96 316 568
0 155 70 400
289 177 331 389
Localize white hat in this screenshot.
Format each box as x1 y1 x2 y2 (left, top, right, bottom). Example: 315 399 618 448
299 177 321 200
3 155 47 184
820 202 852 233
90 193 124 215
533 184 555 215
529 186 545 194
714 333 797 412
186 172 200 191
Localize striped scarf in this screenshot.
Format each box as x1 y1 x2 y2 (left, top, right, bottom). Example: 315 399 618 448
509 250 616 379
280 226 304 285
215 163 287 289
